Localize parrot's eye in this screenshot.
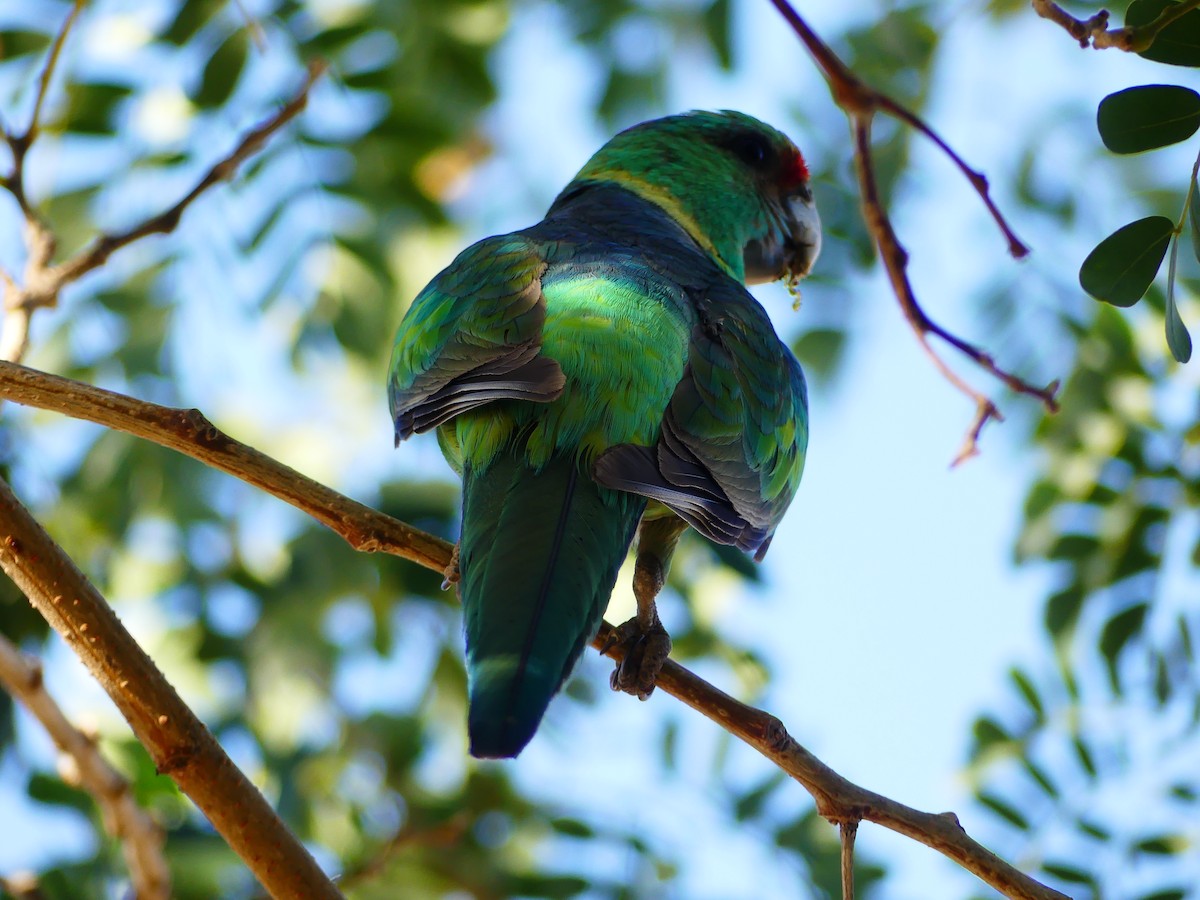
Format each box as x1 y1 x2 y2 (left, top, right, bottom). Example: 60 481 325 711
726 132 773 169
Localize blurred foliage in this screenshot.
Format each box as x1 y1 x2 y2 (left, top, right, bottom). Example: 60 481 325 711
8 0 1200 898
964 8 1200 897
0 0 898 897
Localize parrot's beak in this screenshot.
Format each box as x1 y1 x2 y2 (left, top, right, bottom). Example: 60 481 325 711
742 187 821 286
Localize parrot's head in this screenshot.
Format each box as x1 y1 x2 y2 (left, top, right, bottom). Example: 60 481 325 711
564 110 821 286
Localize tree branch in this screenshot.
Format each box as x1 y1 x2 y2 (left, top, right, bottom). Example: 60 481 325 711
767 0 1060 461
841 821 857 900
1031 0 1200 50
0 361 450 570
0 360 1068 899
0 475 343 900
0 634 170 899
0 52 325 362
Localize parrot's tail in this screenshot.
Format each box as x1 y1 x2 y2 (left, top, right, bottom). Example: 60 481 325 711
460 451 642 758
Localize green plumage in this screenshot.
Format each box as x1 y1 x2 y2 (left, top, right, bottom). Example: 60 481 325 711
461 454 643 757
388 111 819 758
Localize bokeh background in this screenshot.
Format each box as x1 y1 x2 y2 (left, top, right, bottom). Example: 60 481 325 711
1 0 1198 897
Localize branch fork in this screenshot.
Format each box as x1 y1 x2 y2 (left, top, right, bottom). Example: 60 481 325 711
770 0 1060 461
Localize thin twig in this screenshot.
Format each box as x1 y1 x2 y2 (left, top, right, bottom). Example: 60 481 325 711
840 821 858 900
0 55 325 362
766 0 1060 460
0 634 170 899
0 361 1069 900
1032 0 1200 50
0 476 344 900
0 1 82 363
49 59 326 289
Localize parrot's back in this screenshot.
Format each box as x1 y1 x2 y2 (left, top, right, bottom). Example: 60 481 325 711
390 174 811 757
443 193 701 757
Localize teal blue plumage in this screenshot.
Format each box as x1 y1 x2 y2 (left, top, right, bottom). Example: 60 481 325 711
388 112 820 758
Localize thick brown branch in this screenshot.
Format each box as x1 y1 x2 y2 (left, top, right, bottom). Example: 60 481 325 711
1032 0 1200 50
766 0 1060 459
0 361 1066 899
0 477 343 900
0 635 170 899
0 360 450 569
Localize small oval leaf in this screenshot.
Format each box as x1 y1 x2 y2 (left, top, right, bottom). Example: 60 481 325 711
1166 233 1193 362
195 30 249 108
1097 84 1200 153
1128 0 1200 67
1080 216 1174 307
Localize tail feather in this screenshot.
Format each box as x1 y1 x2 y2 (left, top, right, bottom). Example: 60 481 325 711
461 452 642 758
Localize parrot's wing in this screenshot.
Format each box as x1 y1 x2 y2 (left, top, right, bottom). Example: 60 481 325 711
593 289 807 561
388 235 566 441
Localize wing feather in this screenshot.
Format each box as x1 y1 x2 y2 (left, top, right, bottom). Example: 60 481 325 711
388 235 565 441
593 285 807 560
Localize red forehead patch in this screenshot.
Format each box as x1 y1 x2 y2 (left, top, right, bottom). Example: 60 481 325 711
785 147 809 186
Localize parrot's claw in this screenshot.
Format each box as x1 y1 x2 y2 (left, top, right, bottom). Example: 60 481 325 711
441 543 461 593
605 617 671 700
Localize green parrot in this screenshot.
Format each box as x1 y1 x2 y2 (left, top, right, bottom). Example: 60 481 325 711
388 111 820 758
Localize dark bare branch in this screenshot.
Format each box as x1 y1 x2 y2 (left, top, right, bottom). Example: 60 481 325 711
766 0 1059 460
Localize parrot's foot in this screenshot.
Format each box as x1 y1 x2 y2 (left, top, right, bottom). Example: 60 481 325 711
442 543 461 593
603 616 671 700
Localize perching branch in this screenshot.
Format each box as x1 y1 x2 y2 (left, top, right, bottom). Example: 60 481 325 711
0 635 171 899
0 474 344 900
0 361 449 571
767 0 1060 462
0 360 1068 900
1031 0 1200 50
0 37 324 362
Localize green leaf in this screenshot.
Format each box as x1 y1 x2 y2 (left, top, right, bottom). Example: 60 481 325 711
1133 834 1186 855
195 29 249 107
1080 216 1174 307
161 0 224 45
977 792 1028 829
791 327 846 383
1128 0 1200 66
971 716 1012 754
1190 173 1200 262
27 772 92 813
1045 586 1085 639
1098 84 1200 153
734 772 785 822
1139 891 1187 900
1022 758 1059 798
0 29 51 59
1099 602 1150 686
703 0 733 69
63 81 133 135
1009 667 1045 721
550 817 595 839
1077 817 1113 840
1042 861 1098 887
1074 735 1098 779
1165 233 1192 361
